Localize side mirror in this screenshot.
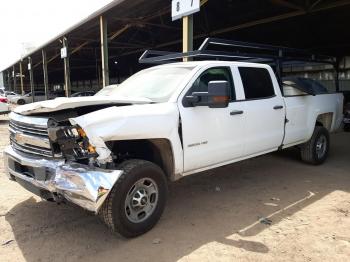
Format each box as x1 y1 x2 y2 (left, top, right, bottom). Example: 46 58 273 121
184 80 230 108
207 81 230 108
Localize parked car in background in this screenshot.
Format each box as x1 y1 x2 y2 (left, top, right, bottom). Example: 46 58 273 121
95 84 119 96
344 102 350 131
10 91 49 105
5 91 21 100
71 91 96 97
0 95 9 114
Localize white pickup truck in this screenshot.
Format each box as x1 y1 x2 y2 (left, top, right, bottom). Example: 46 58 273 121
4 60 343 237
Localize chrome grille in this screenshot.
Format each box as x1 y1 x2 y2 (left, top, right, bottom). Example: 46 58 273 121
9 113 54 158
9 120 48 137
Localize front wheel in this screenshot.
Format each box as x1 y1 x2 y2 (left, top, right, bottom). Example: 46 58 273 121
99 159 168 238
300 126 330 165
17 99 25 105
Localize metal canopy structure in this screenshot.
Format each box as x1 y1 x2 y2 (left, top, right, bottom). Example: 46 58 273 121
2 0 350 95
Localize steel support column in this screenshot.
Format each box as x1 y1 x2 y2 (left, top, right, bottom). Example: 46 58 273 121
100 15 109 87
19 61 24 95
42 50 49 100
28 57 35 103
62 37 71 97
6 70 11 91
12 66 16 93
182 15 193 62
335 57 340 92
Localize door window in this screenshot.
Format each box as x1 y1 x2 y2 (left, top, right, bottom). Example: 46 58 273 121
238 67 275 99
189 67 235 101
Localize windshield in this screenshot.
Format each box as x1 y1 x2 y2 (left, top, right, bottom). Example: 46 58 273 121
108 66 195 102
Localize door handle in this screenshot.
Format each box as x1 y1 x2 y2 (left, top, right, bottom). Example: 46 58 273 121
230 110 244 115
273 105 284 110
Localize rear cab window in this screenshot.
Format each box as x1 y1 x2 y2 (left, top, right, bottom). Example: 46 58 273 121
238 67 275 100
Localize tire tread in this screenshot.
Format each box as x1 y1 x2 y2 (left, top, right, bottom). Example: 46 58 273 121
300 126 329 165
99 159 167 237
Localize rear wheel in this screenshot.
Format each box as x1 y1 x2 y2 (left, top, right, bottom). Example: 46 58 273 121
99 159 168 238
300 126 330 165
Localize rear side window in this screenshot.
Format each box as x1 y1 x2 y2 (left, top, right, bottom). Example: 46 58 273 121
239 67 275 99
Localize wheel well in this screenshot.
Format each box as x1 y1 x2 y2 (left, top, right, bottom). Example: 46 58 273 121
316 113 333 131
107 139 175 181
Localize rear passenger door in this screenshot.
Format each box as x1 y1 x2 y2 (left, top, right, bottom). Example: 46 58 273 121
237 66 286 156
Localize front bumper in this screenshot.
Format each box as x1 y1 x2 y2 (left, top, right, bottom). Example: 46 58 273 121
4 146 122 213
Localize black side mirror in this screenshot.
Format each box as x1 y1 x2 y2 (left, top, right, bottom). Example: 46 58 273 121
207 81 230 108
184 80 230 108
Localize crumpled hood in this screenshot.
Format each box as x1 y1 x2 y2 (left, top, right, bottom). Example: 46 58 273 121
14 96 152 115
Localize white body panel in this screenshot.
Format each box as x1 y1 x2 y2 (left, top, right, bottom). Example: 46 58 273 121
239 96 285 156
70 103 184 175
15 96 152 115
283 93 344 146
177 63 245 172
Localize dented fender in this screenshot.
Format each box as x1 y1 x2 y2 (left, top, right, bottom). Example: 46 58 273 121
69 103 184 174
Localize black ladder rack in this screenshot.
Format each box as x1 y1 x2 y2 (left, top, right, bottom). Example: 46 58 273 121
139 37 336 66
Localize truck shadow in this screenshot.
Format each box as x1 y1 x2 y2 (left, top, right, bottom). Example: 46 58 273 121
5 132 350 262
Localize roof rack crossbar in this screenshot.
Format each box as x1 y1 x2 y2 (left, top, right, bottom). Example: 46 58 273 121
139 37 336 66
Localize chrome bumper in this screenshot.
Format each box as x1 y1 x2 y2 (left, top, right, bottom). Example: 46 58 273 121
4 146 122 213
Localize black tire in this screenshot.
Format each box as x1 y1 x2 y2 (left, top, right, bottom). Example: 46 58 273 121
17 99 25 105
300 126 330 165
99 159 168 238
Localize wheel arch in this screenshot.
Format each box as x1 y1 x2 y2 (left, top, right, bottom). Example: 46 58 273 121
315 112 333 131
107 138 177 181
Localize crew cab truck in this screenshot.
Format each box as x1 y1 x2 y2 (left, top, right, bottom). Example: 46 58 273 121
4 59 343 237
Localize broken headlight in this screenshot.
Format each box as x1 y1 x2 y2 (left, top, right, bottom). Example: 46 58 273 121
48 125 97 160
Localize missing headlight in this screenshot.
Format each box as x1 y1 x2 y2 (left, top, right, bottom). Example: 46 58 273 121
48 125 98 161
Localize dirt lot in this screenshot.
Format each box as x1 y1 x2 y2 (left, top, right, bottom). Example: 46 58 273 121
0 114 349 262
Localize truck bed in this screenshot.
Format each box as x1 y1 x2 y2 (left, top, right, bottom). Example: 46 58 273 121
283 93 344 147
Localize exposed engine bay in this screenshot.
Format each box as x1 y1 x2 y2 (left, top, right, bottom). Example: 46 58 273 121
35 104 130 166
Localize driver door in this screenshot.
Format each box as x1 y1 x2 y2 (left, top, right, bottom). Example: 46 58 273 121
178 66 245 173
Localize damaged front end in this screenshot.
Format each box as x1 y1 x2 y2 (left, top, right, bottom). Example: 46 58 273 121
4 146 122 212
5 112 121 213
47 119 99 163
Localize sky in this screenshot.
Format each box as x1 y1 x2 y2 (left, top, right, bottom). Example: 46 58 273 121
0 0 114 71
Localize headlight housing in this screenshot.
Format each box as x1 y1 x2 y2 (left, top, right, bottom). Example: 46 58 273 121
48 125 97 160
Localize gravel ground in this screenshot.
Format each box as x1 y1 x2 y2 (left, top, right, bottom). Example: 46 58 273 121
0 113 349 262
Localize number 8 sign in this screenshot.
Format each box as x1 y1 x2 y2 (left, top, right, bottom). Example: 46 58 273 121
172 0 200 21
